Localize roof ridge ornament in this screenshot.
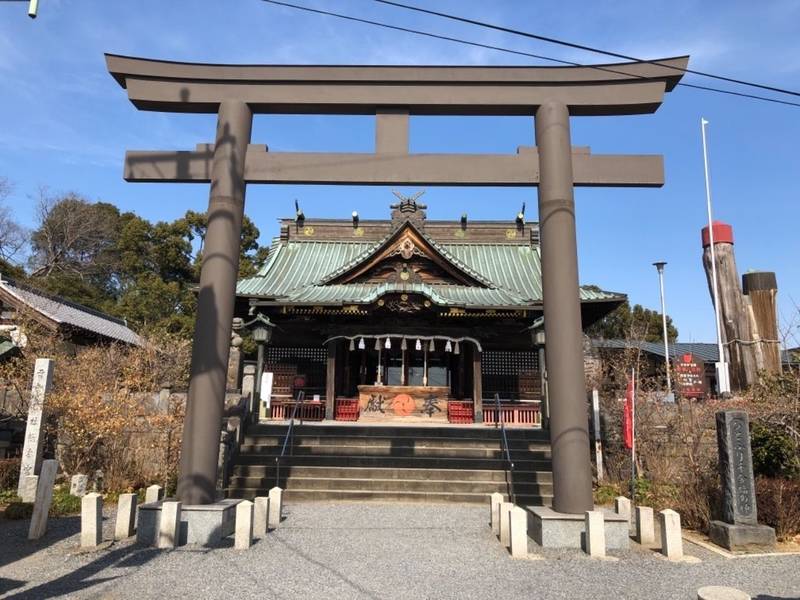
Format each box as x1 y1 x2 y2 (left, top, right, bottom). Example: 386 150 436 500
390 189 427 229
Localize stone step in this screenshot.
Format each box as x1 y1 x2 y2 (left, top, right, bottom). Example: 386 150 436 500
233 453 551 471
237 443 551 460
241 434 551 452
247 423 548 442
227 474 553 495
227 487 553 505
229 464 553 483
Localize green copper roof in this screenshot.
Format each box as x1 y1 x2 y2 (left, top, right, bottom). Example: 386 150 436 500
237 238 622 309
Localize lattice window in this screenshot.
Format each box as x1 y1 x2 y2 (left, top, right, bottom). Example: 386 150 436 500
482 351 540 402
265 346 327 395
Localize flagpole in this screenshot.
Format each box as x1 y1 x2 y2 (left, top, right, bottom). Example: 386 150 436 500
701 118 730 395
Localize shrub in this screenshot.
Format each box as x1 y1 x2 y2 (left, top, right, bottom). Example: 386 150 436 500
755 477 800 541
4 501 32 520
751 423 800 480
0 458 21 491
50 486 82 516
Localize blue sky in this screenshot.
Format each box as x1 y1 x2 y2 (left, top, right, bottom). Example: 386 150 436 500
1 1 798 345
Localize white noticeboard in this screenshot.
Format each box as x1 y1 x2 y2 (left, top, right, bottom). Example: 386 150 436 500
260 372 274 409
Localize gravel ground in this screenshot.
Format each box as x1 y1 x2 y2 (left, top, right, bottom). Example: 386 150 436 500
0 502 799 600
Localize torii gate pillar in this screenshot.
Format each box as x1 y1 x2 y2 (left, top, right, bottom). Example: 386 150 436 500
178 100 252 505
536 102 593 513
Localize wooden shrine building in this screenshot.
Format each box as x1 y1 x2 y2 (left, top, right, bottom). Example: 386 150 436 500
236 194 624 426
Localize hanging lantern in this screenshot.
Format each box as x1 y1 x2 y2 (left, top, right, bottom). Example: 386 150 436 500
401 338 407 351
349 338 355 351
374 337 381 351
454 341 460 355
429 339 435 352
415 339 422 351
445 340 452 352
385 337 391 349
358 337 365 350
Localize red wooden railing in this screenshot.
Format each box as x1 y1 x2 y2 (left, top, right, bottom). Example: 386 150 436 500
269 400 326 421
482 403 541 427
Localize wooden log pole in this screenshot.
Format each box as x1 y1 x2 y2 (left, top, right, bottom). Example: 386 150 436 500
701 222 758 390
742 271 781 375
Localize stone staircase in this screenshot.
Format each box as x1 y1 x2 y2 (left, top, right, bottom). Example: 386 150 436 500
226 423 553 505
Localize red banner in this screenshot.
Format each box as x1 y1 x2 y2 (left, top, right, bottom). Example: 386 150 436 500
622 377 633 449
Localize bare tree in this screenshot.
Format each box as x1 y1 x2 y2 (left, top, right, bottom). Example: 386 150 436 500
0 177 27 263
28 189 117 280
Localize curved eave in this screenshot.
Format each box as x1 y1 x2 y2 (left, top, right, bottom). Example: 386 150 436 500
105 54 688 116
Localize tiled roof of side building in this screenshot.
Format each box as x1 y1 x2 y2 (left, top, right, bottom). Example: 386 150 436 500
0 277 142 346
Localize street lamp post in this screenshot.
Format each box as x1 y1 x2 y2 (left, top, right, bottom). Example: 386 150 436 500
652 261 673 401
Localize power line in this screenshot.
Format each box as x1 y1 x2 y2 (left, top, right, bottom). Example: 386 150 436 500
373 0 800 100
260 0 800 108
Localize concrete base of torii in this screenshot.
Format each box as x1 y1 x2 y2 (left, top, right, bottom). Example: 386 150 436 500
528 506 630 549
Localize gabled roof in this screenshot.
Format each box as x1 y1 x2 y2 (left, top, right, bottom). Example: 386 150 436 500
320 221 494 288
238 234 624 310
0 277 142 346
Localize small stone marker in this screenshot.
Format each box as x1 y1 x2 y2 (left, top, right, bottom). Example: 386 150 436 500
70 474 88 497
145 484 163 504
635 505 655 545
499 502 513 547
18 358 54 498
235 500 254 549
28 459 58 540
489 492 503 535
268 487 283 529
508 506 528 559
697 585 751 600
81 493 103 548
614 496 631 520
254 496 269 537
20 475 38 503
659 509 683 560
115 493 138 540
709 410 776 551
584 511 606 558
158 501 181 548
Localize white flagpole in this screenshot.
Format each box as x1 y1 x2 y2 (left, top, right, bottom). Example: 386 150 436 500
701 118 730 395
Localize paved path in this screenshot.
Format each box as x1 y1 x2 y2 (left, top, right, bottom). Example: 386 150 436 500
1 502 798 599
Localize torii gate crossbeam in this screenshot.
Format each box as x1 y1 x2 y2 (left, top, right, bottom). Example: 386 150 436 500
107 54 687 515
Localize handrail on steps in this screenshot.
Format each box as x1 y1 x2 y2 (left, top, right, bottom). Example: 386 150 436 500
494 393 516 505
275 390 305 489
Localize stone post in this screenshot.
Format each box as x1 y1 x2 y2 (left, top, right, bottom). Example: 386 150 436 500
177 100 253 506
614 496 631 521
659 509 683 560
81 493 103 548
489 492 503 535
709 410 775 550
584 511 605 558
254 496 270 537
158 501 182 548
70 474 88 497
19 475 38 503
499 502 513 547
235 500 254 549
115 493 138 540
509 506 528 559
18 358 54 497
28 459 58 540
535 102 593 515
145 484 163 505
635 506 655 545
268 486 283 529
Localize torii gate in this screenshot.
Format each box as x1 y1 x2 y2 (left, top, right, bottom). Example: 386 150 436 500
107 54 687 514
